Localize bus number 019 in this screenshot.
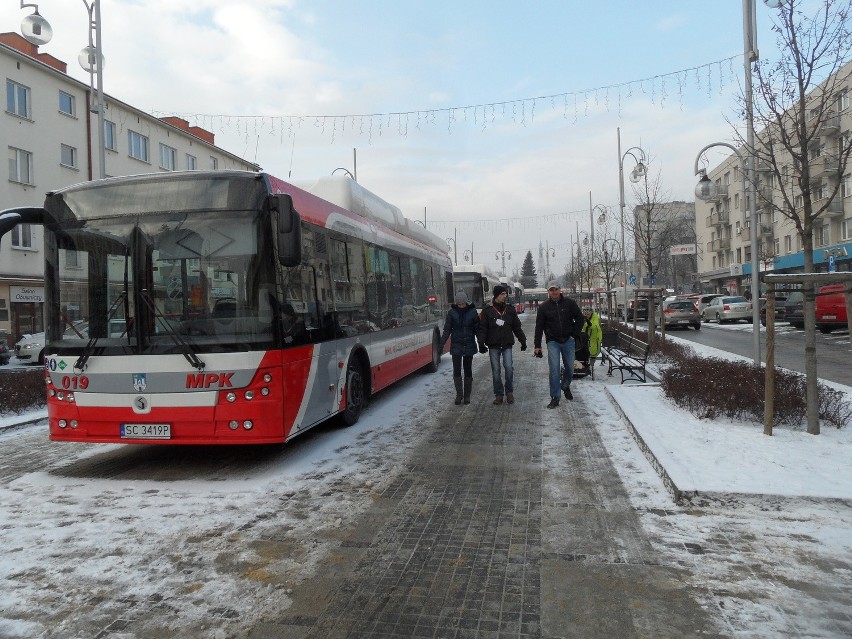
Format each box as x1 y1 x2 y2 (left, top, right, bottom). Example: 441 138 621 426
61 376 89 390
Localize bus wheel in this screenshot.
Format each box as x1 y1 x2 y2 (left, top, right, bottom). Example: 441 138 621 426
342 358 365 426
423 332 440 373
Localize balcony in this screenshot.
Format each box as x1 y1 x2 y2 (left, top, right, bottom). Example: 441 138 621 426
711 238 731 252
821 114 840 136
706 210 729 227
807 114 840 138
822 197 845 217
811 154 839 177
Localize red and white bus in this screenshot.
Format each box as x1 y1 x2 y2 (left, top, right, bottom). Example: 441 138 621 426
0 171 452 444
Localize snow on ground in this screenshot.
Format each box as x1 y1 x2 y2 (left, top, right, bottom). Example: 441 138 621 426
0 331 850 638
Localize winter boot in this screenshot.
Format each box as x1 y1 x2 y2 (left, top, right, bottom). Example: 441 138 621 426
463 377 473 404
453 376 463 405
506 393 515 404
493 395 504 405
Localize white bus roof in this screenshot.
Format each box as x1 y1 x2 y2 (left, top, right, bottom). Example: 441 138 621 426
292 176 449 255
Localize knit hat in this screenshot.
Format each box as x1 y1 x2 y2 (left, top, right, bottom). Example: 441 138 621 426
492 284 508 299
454 290 469 305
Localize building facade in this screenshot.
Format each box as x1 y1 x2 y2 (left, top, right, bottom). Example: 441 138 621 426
695 62 852 295
1 33 259 343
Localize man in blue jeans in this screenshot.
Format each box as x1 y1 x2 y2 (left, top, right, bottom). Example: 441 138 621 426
533 281 585 408
476 285 527 405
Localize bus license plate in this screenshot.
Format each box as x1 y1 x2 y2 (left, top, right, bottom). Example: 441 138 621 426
120 423 171 439
823 314 836 320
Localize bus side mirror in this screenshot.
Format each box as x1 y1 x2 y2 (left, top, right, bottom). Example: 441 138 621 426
267 195 302 267
0 207 46 239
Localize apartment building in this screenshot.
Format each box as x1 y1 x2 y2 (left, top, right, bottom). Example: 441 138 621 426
695 61 852 295
1 32 259 343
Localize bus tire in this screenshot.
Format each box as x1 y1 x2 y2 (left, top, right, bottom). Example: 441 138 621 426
424 331 440 373
341 357 366 426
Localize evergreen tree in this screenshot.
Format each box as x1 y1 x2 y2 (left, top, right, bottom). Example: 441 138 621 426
520 251 537 288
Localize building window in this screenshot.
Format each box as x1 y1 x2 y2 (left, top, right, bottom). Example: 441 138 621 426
840 89 849 112
785 235 792 253
59 91 75 116
60 143 77 168
817 224 829 247
842 218 852 240
128 130 149 162
159 144 176 170
6 80 30 118
773 238 780 256
795 194 804 208
736 248 742 263
210 156 218 170
815 183 827 200
8 146 33 184
104 120 117 151
11 223 33 248
842 174 852 198
66 249 80 268
186 153 197 170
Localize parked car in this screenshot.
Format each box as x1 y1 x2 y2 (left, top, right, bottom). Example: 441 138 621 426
14 320 88 365
759 294 788 326
816 284 848 334
784 291 805 329
0 338 10 365
623 297 649 321
697 293 725 322
705 295 753 323
656 299 701 330
15 331 45 364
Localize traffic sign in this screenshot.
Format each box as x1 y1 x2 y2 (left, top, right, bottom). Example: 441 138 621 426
829 254 836 272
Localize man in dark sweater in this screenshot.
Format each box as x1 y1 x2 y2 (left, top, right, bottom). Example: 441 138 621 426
476 285 527 405
533 281 584 408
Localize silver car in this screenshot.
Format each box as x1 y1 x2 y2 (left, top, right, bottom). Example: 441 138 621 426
698 293 725 322
656 300 701 330
705 295 753 324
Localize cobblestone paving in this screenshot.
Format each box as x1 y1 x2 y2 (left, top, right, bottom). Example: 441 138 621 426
249 352 722 638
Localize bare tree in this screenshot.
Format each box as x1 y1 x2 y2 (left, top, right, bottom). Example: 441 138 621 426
740 0 852 434
628 169 677 287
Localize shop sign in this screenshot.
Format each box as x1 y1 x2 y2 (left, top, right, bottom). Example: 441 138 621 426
10 286 44 303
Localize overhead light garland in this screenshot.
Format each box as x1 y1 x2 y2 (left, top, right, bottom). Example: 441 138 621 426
151 55 740 144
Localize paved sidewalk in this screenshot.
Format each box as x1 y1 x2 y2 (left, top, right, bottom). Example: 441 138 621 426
248 345 723 638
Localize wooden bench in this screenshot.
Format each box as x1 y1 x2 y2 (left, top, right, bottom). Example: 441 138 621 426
601 332 651 384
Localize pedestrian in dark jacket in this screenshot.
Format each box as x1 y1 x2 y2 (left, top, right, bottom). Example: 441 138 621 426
440 290 483 404
533 281 584 408
476 284 527 405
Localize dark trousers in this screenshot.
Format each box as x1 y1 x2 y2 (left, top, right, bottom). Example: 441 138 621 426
451 353 473 377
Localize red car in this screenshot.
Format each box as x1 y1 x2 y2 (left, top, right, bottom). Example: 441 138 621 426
816 284 848 334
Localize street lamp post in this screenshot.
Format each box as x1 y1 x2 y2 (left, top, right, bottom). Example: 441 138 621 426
20 0 106 179
446 231 457 266
495 244 511 276
694 142 760 365
617 128 647 306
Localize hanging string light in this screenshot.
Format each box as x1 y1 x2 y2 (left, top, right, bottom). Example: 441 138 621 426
150 55 741 143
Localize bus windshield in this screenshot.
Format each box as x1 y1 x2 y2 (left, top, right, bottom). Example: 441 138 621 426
44 175 276 355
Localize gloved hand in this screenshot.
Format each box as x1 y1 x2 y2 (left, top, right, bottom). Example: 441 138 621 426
534 348 543 358
520 343 527 351
478 344 488 354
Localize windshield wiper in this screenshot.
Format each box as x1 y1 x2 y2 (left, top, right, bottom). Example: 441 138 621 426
74 291 127 373
139 289 206 371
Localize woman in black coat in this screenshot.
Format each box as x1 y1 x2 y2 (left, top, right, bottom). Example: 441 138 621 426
440 290 483 405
